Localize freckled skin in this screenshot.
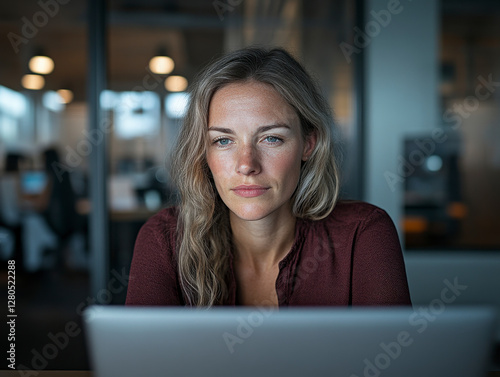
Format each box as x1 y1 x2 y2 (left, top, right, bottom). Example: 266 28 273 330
206 81 315 222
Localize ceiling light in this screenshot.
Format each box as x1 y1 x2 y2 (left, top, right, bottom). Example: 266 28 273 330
57 89 74 104
29 55 54 74
149 56 174 75
165 75 188 92
22 74 45 90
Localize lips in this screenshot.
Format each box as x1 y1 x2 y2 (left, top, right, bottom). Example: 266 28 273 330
231 185 270 198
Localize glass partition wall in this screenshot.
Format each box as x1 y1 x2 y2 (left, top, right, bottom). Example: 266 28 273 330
0 0 359 370
0 1 90 369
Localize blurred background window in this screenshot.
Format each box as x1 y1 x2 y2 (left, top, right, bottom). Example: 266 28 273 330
403 0 500 250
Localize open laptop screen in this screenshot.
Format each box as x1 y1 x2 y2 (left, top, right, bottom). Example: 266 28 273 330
84 306 495 377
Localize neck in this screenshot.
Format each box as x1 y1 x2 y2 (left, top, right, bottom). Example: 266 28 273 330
230 208 297 272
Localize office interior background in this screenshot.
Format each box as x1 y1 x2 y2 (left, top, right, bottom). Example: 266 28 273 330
0 0 499 370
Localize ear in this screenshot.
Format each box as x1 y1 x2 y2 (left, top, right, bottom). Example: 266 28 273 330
302 131 317 161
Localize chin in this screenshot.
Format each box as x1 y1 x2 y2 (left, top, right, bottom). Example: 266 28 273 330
227 202 288 222
230 207 270 221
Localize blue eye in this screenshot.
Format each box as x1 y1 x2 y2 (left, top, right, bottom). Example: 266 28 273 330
264 136 282 143
215 138 231 146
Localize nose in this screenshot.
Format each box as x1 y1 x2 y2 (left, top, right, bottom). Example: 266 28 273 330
236 144 261 176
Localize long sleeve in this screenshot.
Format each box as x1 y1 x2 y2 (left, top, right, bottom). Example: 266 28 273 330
351 207 412 306
125 208 183 305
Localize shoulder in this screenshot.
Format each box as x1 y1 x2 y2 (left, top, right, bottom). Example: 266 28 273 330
315 200 394 231
332 200 389 218
140 206 179 235
299 200 398 255
127 206 183 305
134 206 179 256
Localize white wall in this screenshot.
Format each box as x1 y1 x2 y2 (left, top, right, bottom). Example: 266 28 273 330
364 0 500 342
365 0 439 221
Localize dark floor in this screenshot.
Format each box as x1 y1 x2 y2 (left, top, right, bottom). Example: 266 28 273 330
1 262 131 371
1 219 141 371
2 268 93 370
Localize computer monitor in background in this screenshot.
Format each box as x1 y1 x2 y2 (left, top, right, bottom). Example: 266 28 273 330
20 171 48 195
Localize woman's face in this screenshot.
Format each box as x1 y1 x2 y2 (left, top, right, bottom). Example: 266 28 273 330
206 81 316 222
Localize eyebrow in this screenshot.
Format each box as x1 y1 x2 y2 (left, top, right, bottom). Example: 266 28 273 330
208 123 291 134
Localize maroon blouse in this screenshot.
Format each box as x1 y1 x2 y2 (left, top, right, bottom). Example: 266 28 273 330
125 201 411 306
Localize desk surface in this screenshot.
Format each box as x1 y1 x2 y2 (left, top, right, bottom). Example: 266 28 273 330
2 371 500 376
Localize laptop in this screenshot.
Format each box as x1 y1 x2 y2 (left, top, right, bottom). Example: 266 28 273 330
84 306 495 377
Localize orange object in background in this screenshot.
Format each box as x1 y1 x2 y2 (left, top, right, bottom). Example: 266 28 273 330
403 216 428 234
447 202 467 219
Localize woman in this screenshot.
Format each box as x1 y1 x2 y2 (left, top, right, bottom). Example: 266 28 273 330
126 47 411 307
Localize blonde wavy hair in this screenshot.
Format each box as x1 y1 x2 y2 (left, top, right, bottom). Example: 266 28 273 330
171 47 340 307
